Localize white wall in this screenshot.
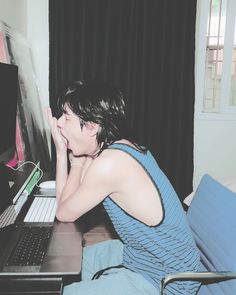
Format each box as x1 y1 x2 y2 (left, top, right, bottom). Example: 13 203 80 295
25 0 50 150
0 0 27 36
25 0 49 109
194 119 236 188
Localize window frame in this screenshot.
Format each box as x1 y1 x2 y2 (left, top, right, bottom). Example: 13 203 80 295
195 0 236 121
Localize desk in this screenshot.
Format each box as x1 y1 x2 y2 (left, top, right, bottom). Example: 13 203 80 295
0 191 83 295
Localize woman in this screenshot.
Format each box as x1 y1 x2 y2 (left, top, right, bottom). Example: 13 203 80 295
47 80 200 294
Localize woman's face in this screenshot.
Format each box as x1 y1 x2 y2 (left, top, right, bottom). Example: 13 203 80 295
57 104 99 156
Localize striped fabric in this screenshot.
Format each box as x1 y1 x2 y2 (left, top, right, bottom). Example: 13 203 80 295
103 143 201 294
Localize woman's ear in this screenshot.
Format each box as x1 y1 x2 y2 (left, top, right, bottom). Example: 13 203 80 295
84 121 100 137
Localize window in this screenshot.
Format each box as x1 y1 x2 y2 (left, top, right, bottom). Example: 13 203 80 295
195 0 236 118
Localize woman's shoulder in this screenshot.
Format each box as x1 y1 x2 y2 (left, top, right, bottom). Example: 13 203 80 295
90 140 147 178
93 142 133 171
97 145 128 164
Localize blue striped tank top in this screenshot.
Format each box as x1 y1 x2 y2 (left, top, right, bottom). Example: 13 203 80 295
103 143 200 294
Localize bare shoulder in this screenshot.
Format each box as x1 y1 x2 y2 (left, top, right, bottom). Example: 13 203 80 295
90 148 129 175
83 140 143 185
77 148 129 198
82 147 135 186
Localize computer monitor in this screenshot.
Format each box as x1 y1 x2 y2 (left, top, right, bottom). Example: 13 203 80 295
0 62 18 164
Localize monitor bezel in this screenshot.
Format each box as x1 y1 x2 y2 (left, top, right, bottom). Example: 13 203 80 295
0 62 18 165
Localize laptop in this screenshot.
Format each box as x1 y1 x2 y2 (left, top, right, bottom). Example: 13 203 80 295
0 189 83 276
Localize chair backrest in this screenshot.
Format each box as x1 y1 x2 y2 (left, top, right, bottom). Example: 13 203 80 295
187 174 236 295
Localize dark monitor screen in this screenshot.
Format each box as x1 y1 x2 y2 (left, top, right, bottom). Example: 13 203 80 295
0 161 11 214
0 62 18 164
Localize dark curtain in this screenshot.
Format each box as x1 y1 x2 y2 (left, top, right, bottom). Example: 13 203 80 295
49 0 196 201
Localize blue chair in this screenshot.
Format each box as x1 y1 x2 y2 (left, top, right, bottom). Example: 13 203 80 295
160 174 236 295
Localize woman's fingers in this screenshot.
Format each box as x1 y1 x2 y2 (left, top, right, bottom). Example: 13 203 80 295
44 107 67 153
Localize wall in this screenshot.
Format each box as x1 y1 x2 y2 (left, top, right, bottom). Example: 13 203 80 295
194 119 236 188
0 0 27 36
25 0 50 149
25 0 49 109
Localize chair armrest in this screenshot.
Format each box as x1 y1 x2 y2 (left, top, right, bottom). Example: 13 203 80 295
160 271 236 295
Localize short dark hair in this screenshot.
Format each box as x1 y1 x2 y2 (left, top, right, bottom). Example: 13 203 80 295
57 80 146 154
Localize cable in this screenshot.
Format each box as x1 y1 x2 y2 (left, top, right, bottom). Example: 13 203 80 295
7 161 44 188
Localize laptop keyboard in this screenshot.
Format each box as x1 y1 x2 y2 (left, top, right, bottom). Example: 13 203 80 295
0 205 17 228
24 197 57 223
7 226 52 266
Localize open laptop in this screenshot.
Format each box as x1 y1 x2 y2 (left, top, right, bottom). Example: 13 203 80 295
0 190 83 276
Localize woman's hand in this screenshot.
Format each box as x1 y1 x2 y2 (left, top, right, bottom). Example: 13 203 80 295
46 107 67 155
